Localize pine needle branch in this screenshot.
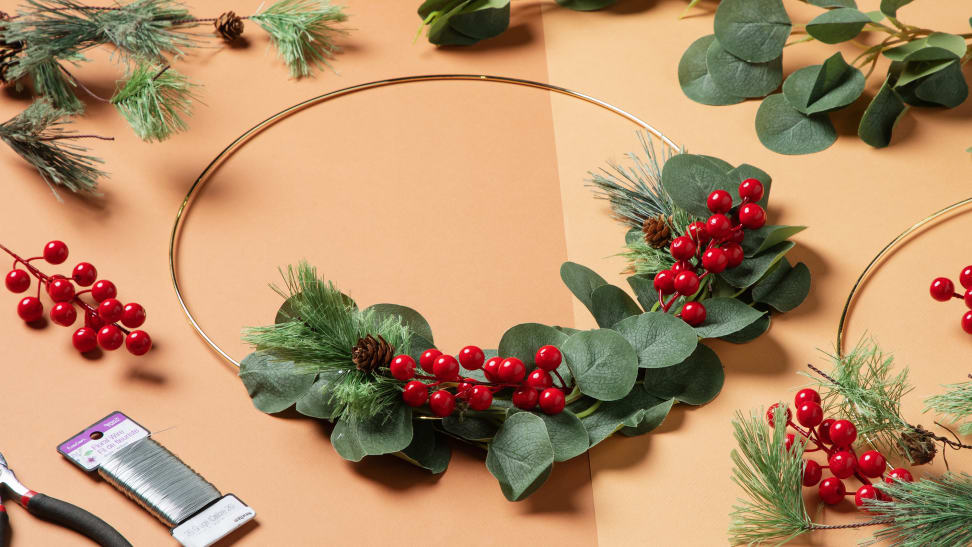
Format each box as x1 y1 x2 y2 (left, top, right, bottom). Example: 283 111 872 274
862 473 972 546
0 100 108 197
111 62 196 141
925 378 972 436
250 0 348 78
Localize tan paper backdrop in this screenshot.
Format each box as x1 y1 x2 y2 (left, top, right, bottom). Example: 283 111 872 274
0 0 969 545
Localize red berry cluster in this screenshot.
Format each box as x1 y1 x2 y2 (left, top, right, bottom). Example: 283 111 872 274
929 265 972 334
2 241 152 356
768 389 914 509
392 345 569 417
652 178 767 326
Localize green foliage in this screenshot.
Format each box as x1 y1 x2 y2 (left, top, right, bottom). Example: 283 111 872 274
643 343 724 405
330 404 414 461
755 94 837 154
678 35 746 106
864 473 972 546
613 312 698 369
590 284 641 328
751 259 811 313
705 38 782 98
251 0 348 78
578 387 672 446
692 298 764 339
924 378 972 435
239 352 318 413
485 412 554 501
562 329 639 401
806 8 870 44
713 0 791 63
660 152 740 218
111 64 196 142
417 0 510 46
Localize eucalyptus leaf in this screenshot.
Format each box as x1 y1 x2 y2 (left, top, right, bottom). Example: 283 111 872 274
908 61 968 108
895 49 959 88
560 261 608 313
509 409 588 462
705 39 782 98
719 241 795 287
879 0 912 17
693 298 765 338
643 343 725 405
755 94 836 155
295 371 342 419
590 284 642 328
713 0 792 63
400 420 450 474
555 0 618 10
443 414 498 441
699 155 735 172
858 75 907 148
884 33 968 61
562 329 639 401
627 274 658 311
752 259 811 312
613 312 698 369
618 397 675 436
720 313 771 343
741 225 806 257
807 0 856 7
485 412 555 501
498 323 570 381
661 153 737 218
781 53 865 115
366 303 434 344
239 352 318 413
276 292 356 324
581 385 670 446
678 35 746 106
408 335 436 364
727 164 772 208
330 405 413 462
419 0 510 46
806 8 869 44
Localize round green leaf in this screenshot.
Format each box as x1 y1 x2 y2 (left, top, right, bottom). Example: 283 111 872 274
661 153 737 218
678 35 745 106
720 313 771 344
366 303 434 344
239 352 318 413
741 225 807 257
400 420 451 474
693 298 765 339
295 371 342 419
556 0 618 10
443 415 498 441
580 387 670 446
626 274 658 311
880 0 912 17
714 0 792 63
806 8 869 44
807 0 857 7
510 409 588 462
330 405 414 462
706 38 782 98
752 260 811 312
613 312 698 369
781 53 865 115
643 343 724 405
590 284 642 328
618 397 675 437
449 0 511 40
884 33 968 61
719 241 795 288
755 94 836 155
485 412 555 501
560 261 608 313
908 61 968 108
562 329 639 401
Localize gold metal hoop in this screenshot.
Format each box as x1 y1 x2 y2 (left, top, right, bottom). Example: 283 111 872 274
168 74 680 368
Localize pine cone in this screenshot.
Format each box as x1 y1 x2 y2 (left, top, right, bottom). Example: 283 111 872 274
899 427 938 465
351 334 394 374
642 215 672 249
215 11 245 41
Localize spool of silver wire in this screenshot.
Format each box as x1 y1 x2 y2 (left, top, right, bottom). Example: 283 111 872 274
97 438 221 528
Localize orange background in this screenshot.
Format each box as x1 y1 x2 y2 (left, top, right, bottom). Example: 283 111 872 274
1 0 970 545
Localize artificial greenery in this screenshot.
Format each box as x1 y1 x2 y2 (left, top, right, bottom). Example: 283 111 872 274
0 0 348 195
678 0 971 154
863 473 972 546
925 376 972 436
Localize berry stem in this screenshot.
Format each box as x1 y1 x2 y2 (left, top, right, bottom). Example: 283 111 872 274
552 369 569 390
574 400 601 419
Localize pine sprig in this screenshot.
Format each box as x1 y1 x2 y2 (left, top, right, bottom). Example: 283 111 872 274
0 100 107 197
250 0 348 78
31 58 83 113
863 473 972 546
111 63 196 142
728 406 811 546
925 378 972 436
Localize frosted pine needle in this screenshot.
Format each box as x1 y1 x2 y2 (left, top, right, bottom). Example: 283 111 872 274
863 473 972 546
925 377 972 436
112 63 197 142
250 0 348 78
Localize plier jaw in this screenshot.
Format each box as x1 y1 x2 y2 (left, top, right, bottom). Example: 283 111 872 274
0 452 34 505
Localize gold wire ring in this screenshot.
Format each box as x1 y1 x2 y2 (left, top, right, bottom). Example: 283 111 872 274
836 196 972 356
168 74 680 368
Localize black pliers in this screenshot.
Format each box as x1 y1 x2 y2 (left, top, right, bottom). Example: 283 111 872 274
0 451 131 546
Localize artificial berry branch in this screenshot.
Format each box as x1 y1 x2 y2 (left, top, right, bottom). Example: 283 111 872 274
2 240 151 355
929 265 972 334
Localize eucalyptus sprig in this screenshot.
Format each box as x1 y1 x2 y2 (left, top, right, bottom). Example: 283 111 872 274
678 0 971 154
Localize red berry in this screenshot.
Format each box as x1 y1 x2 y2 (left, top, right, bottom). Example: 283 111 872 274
120 302 146 328
125 330 152 356
97 325 124 350
728 227 745 245
701 248 728 273
85 310 105 329
43 240 68 265
670 236 697 261
467 385 493 410
433 354 460 381
71 262 97 287
419 349 442 373
858 450 887 478
98 298 124 323
535 345 562 371
402 381 428 407
963 311 972 334
706 190 733 214
766 403 792 427
722 243 744 268
738 178 764 202
390 355 416 380
819 477 846 505
457 345 485 370
855 485 878 507
706 214 732 240
47 277 75 302
965 289 972 309
738 203 766 229
674 271 700 295
886 468 913 484
538 388 565 414
671 260 690 272
784 433 797 451
818 418 835 444
680 301 706 326
961 266 972 290
50 302 77 326
17 296 43 322
653 270 676 294
796 402 824 427
72 327 98 352
526 369 553 390
794 388 821 406
802 460 822 487
829 451 857 479
457 378 477 396
686 221 710 244
5 269 30 293
829 420 857 448
483 356 502 382
512 387 538 409
91 280 117 302
930 277 955 301
497 357 526 383
429 390 456 417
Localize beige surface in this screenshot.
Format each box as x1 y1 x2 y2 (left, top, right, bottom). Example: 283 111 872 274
0 0 970 545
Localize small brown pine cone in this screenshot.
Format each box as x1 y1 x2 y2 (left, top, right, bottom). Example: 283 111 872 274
215 11 245 41
642 215 672 249
899 427 938 465
351 334 394 374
